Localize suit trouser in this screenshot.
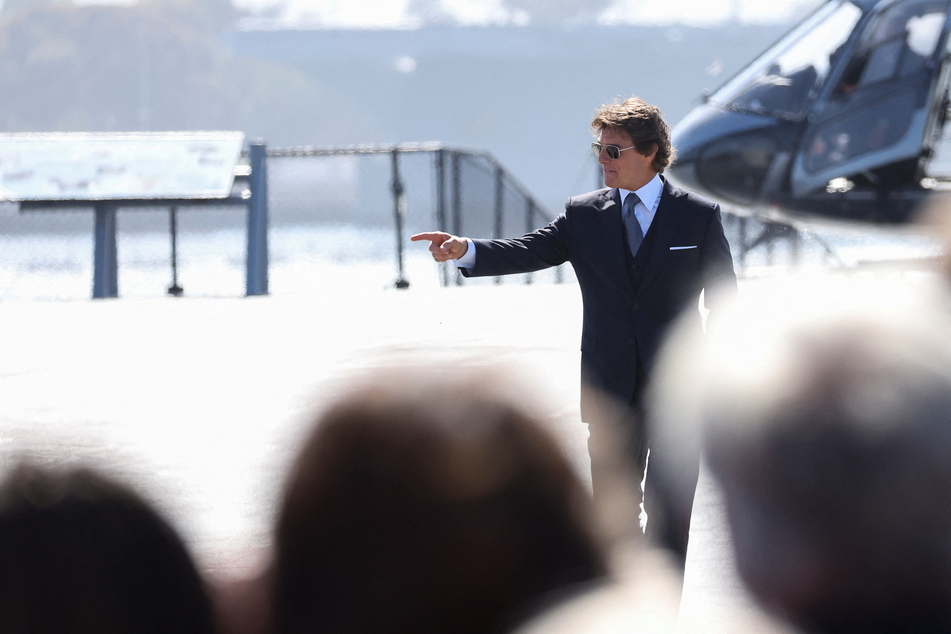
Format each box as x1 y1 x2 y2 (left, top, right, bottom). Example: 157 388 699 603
586 375 700 568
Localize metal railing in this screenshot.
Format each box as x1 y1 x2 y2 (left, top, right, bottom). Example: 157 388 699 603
0 142 562 301
266 143 557 289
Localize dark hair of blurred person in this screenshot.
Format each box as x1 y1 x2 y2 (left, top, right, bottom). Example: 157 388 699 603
649 277 951 633
271 363 611 634
0 462 217 634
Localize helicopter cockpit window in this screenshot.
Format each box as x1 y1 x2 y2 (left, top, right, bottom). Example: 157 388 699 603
835 0 946 95
707 1 862 120
804 0 949 174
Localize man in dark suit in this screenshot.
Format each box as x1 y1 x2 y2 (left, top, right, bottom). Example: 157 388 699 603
411 96 737 564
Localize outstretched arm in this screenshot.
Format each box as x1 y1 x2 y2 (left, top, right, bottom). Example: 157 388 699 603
410 232 470 262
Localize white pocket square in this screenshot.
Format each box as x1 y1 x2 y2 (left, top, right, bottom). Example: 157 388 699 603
669 245 697 250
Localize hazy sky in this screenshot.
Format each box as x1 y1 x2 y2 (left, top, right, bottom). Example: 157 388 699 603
73 0 825 28
242 0 824 26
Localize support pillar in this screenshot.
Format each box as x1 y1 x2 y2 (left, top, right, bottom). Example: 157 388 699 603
92 203 118 299
246 141 269 296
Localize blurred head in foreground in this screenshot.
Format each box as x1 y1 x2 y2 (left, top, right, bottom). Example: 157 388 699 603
0 462 216 634
272 362 610 634
650 276 951 632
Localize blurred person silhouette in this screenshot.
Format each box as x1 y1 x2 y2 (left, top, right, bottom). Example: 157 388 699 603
270 362 615 634
0 461 217 634
649 276 951 633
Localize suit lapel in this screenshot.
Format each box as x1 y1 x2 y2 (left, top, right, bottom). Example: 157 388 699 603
635 181 683 297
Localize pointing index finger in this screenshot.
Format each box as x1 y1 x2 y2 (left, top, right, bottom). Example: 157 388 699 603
410 232 442 242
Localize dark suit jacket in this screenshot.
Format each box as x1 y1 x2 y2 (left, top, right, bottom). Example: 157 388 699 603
461 178 737 424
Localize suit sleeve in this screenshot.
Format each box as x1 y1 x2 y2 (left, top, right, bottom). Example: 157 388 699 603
460 213 571 278
700 205 739 325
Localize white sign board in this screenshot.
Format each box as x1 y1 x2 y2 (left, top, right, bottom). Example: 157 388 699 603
0 131 245 201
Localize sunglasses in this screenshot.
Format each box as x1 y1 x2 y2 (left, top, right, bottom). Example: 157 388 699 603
591 143 637 160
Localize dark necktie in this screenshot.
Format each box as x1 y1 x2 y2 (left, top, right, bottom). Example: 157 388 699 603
623 192 644 257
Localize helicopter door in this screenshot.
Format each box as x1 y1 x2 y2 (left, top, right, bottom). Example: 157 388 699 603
791 0 951 196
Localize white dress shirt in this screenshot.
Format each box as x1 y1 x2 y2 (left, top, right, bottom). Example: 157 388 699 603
620 172 663 238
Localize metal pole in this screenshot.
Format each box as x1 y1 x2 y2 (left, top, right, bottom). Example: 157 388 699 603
391 148 410 289
246 141 269 296
524 198 535 285
552 187 564 282
167 205 183 296
494 165 504 285
451 151 463 286
92 202 118 299
434 149 449 287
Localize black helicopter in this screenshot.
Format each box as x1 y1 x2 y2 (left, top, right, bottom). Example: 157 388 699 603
669 0 951 224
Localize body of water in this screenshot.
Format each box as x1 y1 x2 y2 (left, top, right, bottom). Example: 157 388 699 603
1 214 942 302
0 223 574 302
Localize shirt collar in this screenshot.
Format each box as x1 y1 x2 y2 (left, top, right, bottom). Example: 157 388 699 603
619 173 663 211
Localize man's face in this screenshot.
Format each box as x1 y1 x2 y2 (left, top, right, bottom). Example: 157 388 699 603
596 127 658 191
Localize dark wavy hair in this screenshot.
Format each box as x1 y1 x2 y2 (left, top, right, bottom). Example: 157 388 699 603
591 96 676 173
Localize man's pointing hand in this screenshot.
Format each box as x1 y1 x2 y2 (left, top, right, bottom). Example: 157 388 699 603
410 232 469 262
